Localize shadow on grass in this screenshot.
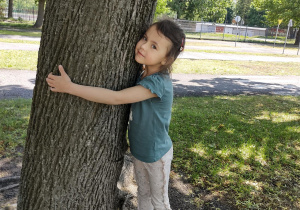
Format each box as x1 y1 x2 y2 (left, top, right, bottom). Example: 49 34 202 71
172 77 300 97
170 95 300 209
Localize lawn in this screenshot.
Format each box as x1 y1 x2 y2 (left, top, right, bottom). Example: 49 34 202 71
0 20 299 209
1 96 299 209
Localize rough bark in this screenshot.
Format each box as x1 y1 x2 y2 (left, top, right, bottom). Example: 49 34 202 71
17 0 157 209
8 0 13 18
33 0 46 28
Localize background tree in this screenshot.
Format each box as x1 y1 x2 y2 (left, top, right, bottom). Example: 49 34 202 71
8 0 13 18
167 0 186 19
235 0 252 24
17 0 157 209
155 0 171 18
167 0 232 23
253 0 300 44
33 0 45 28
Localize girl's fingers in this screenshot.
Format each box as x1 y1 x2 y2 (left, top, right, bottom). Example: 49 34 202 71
58 65 67 77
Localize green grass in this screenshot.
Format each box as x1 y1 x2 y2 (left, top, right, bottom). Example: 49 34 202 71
0 29 41 37
185 48 299 57
186 32 296 45
1 50 299 76
1 96 299 209
0 50 38 70
0 99 31 157
173 59 300 76
170 95 300 209
0 19 36 29
0 38 40 44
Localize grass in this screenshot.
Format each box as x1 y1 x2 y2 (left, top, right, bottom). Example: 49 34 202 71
1 96 299 209
0 99 31 157
170 95 300 209
0 38 40 44
0 50 38 70
1 50 299 76
186 32 296 45
0 19 36 29
0 29 41 37
173 59 300 76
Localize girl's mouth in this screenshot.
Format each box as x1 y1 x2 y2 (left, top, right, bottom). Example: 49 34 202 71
138 51 145 57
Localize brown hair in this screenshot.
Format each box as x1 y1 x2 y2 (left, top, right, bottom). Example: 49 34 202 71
151 19 186 73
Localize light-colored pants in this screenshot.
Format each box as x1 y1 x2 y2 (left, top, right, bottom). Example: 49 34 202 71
133 147 173 210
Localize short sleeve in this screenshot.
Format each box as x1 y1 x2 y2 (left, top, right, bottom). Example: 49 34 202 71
137 74 165 99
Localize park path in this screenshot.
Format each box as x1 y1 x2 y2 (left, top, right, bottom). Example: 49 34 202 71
1 69 299 100
0 35 300 99
1 35 299 62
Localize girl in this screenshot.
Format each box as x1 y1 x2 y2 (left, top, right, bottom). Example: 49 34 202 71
46 19 185 210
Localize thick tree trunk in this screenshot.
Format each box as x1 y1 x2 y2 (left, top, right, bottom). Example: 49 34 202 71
17 0 157 209
8 0 13 18
33 0 45 28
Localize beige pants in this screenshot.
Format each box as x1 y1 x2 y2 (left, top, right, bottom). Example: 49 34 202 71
133 147 173 210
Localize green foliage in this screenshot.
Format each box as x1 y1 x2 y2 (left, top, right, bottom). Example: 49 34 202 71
247 5 266 27
167 0 232 23
0 0 5 18
155 0 171 18
253 0 300 27
13 0 37 10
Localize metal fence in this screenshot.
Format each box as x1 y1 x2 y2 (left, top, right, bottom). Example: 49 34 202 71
175 19 298 44
3 7 38 22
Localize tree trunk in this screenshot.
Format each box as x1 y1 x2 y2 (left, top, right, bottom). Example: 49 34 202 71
8 0 13 18
17 0 157 209
33 0 46 28
295 28 300 45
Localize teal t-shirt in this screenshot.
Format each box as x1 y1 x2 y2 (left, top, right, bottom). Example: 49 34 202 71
128 73 173 163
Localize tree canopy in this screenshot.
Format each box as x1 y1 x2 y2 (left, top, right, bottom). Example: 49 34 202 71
167 0 233 23
253 0 300 27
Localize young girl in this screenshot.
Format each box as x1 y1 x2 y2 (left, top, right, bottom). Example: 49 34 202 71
46 19 185 210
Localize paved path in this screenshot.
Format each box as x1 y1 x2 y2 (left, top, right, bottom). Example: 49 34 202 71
1 69 299 100
1 35 299 62
0 36 299 99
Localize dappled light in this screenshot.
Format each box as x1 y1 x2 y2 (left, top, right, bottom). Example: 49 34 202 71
170 95 300 209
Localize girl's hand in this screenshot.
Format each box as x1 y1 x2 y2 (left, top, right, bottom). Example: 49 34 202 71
46 65 72 93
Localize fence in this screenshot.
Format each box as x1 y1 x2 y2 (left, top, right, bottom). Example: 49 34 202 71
175 19 298 44
3 7 38 22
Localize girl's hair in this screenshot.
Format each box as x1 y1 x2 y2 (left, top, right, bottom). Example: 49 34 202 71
151 19 186 73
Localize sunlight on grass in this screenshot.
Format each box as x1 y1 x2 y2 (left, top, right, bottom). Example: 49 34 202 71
173 59 300 76
0 50 37 70
171 95 300 209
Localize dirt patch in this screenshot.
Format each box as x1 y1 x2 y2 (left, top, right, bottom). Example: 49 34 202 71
0 155 236 209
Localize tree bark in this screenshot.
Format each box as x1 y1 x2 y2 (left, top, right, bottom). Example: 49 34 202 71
8 0 13 18
33 0 46 28
17 0 157 209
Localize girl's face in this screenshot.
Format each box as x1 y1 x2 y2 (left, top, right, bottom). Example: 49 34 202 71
135 25 172 73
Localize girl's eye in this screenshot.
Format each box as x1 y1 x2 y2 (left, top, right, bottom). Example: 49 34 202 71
143 36 147 41
151 45 157 50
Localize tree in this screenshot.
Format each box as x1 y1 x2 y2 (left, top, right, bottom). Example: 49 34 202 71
8 0 13 18
253 0 300 44
235 0 252 24
155 0 171 18
33 0 45 28
167 0 232 23
17 0 157 209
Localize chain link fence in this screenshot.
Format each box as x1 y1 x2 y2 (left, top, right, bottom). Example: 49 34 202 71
175 19 298 45
3 7 38 22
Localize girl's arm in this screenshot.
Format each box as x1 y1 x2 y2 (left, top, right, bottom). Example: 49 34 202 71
46 65 157 105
